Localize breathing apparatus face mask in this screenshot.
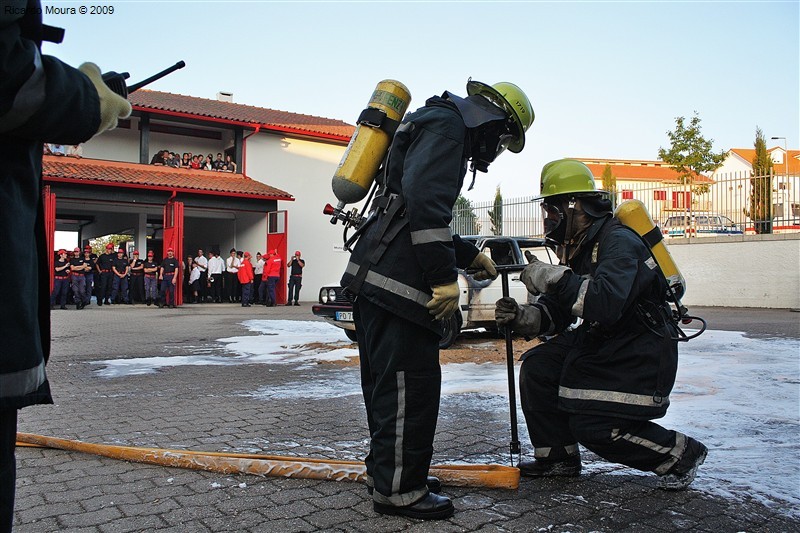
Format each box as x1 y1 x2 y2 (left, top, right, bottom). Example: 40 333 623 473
469 119 514 174
541 200 567 244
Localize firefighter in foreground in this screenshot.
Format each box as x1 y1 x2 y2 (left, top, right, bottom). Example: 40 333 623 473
495 159 707 490
341 80 533 519
0 2 131 530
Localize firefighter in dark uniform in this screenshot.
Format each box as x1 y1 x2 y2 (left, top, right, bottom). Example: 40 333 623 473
143 251 159 306
495 159 707 491
111 248 130 304
82 245 97 305
129 250 145 303
159 248 180 308
50 249 70 310
0 1 131 528
340 80 533 519
69 247 89 309
96 243 116 306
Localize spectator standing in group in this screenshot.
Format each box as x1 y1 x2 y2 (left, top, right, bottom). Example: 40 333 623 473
224 154 236 173
224 248 240 303
253 252 264 304
238 252 254 307
207 250 225 303
188 258 202 304
183 254 193 301
286 250 305 306
263 249 282 306
150 149 165 165
203 155 213 171
194 249 208 303
129 251 145 304
190 155 202 169
82 245 96 304
95 243 115 306
143 251 159 306
158 248 180 309
68 248 89 310
66 144 82 158
51 250 70 310
181 153 190 168
111 248 130 304
213 153 224 171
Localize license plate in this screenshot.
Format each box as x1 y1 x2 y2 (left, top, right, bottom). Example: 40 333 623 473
335 311 353 322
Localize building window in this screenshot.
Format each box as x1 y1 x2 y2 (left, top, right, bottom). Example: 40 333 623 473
622 190 634 200
672 191 691 209
654 190 667 201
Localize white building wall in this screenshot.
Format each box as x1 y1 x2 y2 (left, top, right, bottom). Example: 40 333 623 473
244 133 349 296
668 235 800 308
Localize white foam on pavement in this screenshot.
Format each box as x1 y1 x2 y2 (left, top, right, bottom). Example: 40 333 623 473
91 320 799 516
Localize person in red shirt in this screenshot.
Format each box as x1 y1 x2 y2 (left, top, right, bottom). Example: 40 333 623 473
237 252 254 307
262 249 282 306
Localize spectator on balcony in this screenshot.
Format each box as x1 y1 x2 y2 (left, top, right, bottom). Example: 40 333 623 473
66 144 83 158
213 153 224 171
203 155 213 171
150 149 166 165
225 154 236 173
181 153 190 167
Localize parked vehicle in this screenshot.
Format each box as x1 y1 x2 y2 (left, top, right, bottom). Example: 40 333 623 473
661 213 743 238
311 236 557 348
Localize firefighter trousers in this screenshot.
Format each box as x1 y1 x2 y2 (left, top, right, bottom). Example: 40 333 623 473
519 337 686 475
354 297 441 506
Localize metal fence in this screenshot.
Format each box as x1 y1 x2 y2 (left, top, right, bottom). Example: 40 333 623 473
451 171 800 237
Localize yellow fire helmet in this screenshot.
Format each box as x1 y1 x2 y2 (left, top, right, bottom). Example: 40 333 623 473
466 80 534 153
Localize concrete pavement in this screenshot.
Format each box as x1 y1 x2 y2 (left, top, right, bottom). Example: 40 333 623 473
11 301 799 532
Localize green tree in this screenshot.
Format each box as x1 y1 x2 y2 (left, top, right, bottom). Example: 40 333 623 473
601 164 618 208
488 186 503 235
451 195 480 236
745 127 774 234
89 234 131 255
658 112 726 197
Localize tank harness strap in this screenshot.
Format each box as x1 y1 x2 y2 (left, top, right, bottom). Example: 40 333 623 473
357 107 401 138
641 226 663 248
344 194 407 296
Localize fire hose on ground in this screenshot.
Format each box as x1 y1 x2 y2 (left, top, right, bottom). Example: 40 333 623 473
16 432 520 489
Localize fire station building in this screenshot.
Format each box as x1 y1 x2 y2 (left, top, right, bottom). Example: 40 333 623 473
44 90 355 304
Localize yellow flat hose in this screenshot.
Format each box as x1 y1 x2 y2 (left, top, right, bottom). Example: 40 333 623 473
16 432 519 489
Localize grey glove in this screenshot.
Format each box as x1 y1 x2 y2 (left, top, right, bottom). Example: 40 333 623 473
521 251 570 295
495 297 543 336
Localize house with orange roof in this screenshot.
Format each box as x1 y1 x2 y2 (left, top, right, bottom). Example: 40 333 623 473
578 158 714 224
710 146 800 230
46 89 356 304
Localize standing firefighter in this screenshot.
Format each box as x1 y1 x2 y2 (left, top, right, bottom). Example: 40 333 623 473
341 80 533 519
495 159 707 490
0 1 131 529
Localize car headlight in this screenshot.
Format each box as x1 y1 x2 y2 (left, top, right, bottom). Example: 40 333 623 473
328 288 338 302
319 288 328 303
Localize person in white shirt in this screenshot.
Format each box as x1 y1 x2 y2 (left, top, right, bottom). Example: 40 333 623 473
253 252 265 304
206 251 225 303
188 261 202 304
224 248 241 302
194 249 208 303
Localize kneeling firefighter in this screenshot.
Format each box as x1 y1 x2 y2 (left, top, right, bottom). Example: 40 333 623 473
494 159 707 490
340 80 534 519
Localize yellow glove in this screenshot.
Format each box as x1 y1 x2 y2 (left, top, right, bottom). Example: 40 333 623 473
469 253 498 281
78 63 132 136
426 281 460 320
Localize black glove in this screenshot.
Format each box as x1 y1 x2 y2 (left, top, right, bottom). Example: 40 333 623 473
495 297 543 336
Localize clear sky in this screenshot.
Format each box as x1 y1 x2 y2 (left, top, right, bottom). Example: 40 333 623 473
42 0 799 201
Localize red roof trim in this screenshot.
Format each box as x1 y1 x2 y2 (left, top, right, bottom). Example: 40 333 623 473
135 106 256 128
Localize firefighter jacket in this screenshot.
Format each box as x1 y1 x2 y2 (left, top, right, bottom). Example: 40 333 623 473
340 96 481 334
0 0 100 410
528 216 678 420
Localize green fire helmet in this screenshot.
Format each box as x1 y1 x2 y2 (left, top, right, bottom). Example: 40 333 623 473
466 80 533 154
536 159 606 200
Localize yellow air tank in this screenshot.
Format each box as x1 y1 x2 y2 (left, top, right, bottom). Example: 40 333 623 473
331 80 411 205
614 199 686 301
